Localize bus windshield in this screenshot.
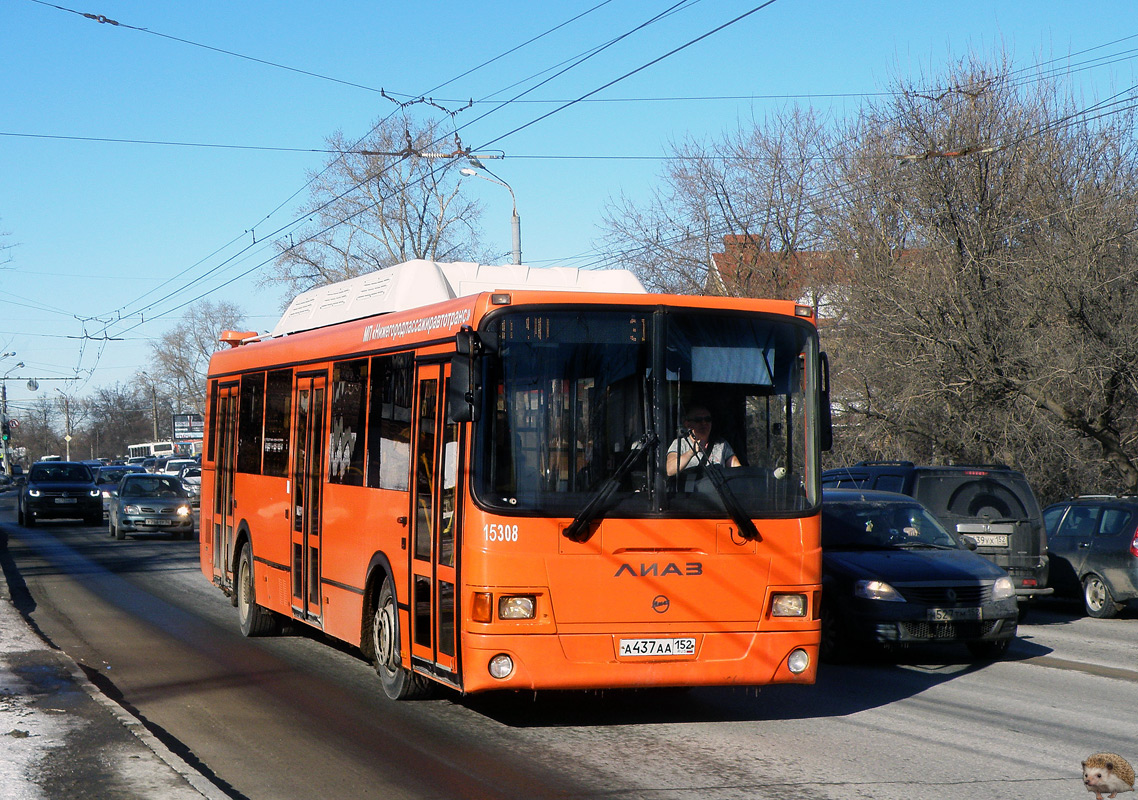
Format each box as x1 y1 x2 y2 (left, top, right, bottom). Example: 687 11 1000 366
473 307 818 518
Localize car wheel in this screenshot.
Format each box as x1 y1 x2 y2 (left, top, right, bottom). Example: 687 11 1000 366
113 517 125 540
1083 574 1122 619
370 577 433 700
16 502 24 526
237 542 278 637
966 638 1011 661
23 507 35 527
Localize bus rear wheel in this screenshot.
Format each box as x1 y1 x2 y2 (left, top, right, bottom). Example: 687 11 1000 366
237 543 278 637
371 578 432 701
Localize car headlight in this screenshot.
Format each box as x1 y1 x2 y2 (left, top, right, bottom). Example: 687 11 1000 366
28 488 41 497
992 576 1016 601
89 489 101 498
123 504 141 515
854 579 905 602
177 506 191 517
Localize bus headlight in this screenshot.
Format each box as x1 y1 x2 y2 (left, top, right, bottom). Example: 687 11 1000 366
498 595 535 620
488 654 514 679
771 593 807 617
787 648 810 674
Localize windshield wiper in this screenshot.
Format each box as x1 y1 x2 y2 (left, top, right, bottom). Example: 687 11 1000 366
699 462 761 542
563 433 656 543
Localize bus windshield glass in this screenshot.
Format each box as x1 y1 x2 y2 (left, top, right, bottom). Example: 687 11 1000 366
473 308 817 517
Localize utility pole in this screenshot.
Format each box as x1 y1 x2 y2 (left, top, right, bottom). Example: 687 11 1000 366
55 389 72 461
1 381 9 477
152 385 159 441
0 355 19 476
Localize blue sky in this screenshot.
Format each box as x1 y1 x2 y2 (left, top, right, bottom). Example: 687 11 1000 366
2 0 1135 419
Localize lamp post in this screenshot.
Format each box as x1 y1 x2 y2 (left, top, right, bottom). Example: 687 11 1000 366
55 388 72 462
1 356 23 477
460 167 522 265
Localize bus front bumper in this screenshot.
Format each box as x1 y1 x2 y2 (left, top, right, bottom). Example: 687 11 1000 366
459 629 819 694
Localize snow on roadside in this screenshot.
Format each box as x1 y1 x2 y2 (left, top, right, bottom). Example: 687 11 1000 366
0 595 74 800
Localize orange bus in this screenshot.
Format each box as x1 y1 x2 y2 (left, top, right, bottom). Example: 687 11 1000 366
200 259 831 699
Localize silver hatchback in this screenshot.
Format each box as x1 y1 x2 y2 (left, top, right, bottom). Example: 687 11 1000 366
108 473 195 540
1044 496 1138 618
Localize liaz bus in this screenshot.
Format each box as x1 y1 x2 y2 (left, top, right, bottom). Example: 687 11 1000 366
200 259 832 699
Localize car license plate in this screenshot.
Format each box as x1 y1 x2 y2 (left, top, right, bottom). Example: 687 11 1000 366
967 534 1008 547
928 607 982 622
144 518 172 526
54 497 77 504
618 637 696 657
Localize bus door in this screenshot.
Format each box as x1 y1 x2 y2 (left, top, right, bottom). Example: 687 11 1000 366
291 372 327 624
409 362 461 683
212 382 240 586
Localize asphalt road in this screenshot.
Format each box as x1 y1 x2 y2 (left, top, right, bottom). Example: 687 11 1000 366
3 502 1136 800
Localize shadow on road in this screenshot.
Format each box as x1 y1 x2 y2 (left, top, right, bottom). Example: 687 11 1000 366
461 632 1054 728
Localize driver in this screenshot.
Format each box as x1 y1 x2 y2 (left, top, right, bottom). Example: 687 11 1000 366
666 406 741 476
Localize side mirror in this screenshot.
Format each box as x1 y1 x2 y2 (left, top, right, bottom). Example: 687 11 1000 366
448 326 482 423
819 352 833 452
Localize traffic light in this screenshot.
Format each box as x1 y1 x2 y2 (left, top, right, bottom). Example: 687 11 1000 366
1 420 9 442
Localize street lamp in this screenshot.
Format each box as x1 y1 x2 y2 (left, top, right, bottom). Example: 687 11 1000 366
55 387 72 462
1 357 23 477
460 167 522 265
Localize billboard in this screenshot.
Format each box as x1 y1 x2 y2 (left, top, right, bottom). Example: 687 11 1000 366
173 413 204 440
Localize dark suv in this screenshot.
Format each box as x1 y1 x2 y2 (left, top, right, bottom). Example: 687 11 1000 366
822 462 1051 604
17 460 103 526
1043 496 1138 618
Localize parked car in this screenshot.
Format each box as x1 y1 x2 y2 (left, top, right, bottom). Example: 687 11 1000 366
822 461 1050 607
107 473 194 540
180 466 201 506
17 461 103 526
820 488 1019 662
94 465 146 516
1043 495 1138 618
161 458 198 478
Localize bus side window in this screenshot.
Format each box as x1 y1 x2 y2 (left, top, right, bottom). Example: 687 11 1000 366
367 353 413 491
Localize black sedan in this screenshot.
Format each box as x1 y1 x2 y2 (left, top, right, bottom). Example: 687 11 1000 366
17 461 103 526
107 473 195 540
821 489 1018 662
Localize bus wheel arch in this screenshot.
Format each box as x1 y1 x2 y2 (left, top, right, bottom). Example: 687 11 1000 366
236 539 279 637
363 561 432 700
229 522 254 606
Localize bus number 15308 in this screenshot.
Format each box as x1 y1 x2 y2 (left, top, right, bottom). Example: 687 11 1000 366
485 523 519 543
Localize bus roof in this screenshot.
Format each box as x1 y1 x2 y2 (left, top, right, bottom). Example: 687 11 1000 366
270 260 646 338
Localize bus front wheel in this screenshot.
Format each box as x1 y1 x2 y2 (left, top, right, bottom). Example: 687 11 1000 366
371 578 432 701
237 543 278 637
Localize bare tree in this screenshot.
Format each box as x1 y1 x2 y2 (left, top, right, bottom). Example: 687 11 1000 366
263 116 489 298
825 56 1138 500
78 383 155 459
600 107 833 300
145 300 245 415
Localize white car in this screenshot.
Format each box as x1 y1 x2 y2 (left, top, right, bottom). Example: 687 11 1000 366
180 466 202 506
162 459 198 478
